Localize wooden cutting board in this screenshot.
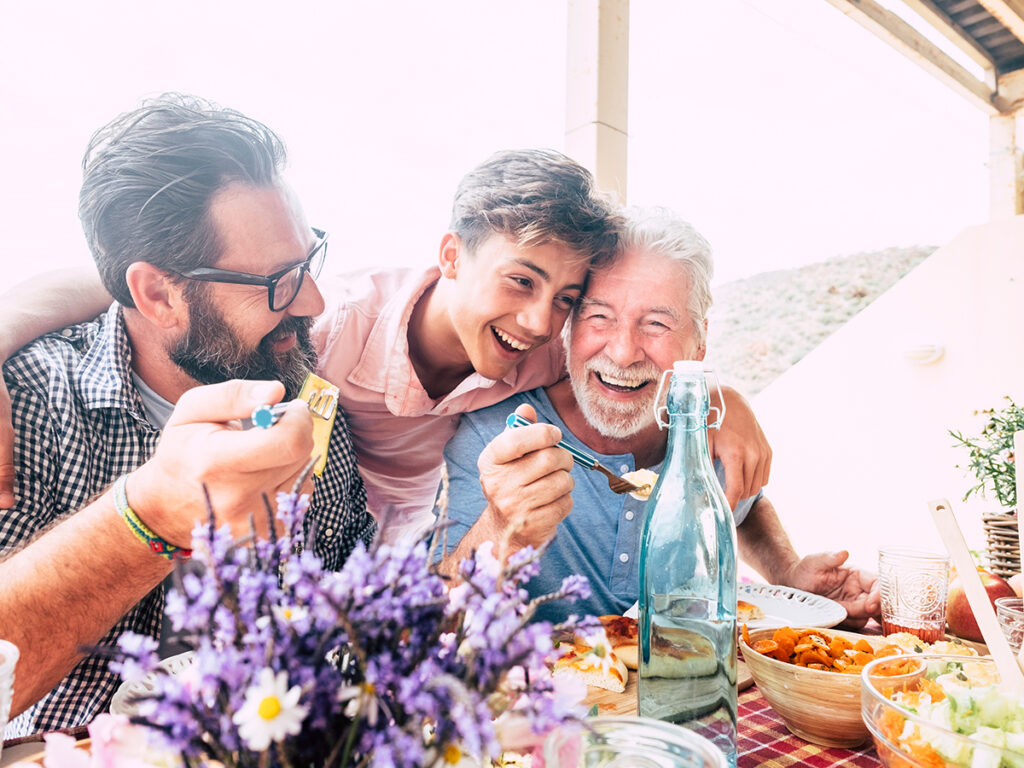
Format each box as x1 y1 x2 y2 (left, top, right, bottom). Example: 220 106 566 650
583 660 753 716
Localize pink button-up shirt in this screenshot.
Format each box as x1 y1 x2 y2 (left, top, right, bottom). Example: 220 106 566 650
312 267 566 541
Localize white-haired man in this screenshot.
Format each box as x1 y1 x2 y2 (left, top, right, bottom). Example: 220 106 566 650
438 208 880 627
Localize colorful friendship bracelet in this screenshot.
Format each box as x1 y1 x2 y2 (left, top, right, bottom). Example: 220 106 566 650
113 474 192 561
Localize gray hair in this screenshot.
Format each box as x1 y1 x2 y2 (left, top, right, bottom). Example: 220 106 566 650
617 206 714 347
79 93 287 307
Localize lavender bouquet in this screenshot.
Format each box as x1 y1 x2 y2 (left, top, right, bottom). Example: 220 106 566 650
102 492 591 768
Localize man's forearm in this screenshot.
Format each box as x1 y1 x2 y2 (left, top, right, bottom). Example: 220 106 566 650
736 497 800 586
438 506 518 579
0 490 171 716
0 267 111 358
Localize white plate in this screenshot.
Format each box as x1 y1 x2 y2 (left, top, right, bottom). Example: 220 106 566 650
623 584 847 629
109 651 195 717
738 583 847 629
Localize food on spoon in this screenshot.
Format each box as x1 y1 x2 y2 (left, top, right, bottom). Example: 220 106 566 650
297 372 340 477
553 628 628 693
598 615 639 670
622 468 658 500
737 599 765 623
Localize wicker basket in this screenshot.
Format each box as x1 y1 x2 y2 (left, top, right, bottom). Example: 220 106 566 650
983 510 1020 578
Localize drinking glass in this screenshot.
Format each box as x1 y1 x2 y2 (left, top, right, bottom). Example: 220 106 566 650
543 715 727 768
996 596 1024 654
878 547 950 643
0 639 20 761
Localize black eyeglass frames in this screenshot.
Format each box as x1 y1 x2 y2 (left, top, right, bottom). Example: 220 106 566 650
173 228 329 312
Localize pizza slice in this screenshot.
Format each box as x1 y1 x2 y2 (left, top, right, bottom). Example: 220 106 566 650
552 629 628 693
645 624 719 678
598 615 639 670
737 599 765 623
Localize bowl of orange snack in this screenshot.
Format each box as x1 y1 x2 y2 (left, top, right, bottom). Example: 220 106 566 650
739 626 912 748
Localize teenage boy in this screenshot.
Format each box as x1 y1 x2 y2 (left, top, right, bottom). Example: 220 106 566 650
0 144 771 540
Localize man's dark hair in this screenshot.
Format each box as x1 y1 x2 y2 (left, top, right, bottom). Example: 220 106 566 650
449 149 623 269
78 93 286 307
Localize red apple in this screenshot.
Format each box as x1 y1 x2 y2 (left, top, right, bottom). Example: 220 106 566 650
1009 572 1024 598
946 569 1018 642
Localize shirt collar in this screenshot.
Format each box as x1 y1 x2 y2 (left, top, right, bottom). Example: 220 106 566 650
351 267 524 413
75 304 149 421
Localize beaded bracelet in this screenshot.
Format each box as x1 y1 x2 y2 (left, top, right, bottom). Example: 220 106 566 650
113 475 192 561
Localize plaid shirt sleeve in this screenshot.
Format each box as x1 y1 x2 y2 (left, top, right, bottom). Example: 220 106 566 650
308 404 376 571
1 328 163 737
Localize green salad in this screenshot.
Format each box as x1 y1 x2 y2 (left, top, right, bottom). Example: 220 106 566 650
876 658 1024 768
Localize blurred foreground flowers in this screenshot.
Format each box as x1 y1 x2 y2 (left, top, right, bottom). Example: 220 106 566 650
23 492 591 768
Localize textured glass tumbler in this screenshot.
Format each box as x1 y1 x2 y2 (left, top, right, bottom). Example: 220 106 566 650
0 639 19 761
879 548 950 643
543 716 728 768
996 596 1024 654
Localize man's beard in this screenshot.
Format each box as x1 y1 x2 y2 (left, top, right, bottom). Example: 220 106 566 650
169 295 317 401
567 352 661 440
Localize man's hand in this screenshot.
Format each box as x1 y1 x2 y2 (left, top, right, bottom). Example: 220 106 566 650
707 386 771 508
475 403 575 550
128 379 316 544
785 550 881 629
0 377 13 508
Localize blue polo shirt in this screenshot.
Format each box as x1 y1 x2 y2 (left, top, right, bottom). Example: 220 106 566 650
439 387 761 623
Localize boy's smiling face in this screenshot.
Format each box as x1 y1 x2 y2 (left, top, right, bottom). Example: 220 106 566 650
442 233 589 381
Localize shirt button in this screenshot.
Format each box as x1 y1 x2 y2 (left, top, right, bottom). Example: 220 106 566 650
324 528 334 538
619 463 630 473
61 329 73 337
625 511 635 521
619 553 629 563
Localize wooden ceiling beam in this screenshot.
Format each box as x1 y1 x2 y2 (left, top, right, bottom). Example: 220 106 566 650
974 0 1024 46
901 0 997 78
824 0 1001 113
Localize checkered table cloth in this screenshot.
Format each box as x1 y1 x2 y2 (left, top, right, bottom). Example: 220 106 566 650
739 685 881 767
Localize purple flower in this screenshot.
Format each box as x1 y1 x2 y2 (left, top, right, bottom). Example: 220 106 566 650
105 491 589 768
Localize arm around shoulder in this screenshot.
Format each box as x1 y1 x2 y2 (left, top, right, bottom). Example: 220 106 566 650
0 267 111 359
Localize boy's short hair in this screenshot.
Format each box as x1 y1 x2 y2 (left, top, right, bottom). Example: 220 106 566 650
449 149 622 268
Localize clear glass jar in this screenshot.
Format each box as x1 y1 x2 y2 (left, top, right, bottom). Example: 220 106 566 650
996 596 1024 653
545 716 728 768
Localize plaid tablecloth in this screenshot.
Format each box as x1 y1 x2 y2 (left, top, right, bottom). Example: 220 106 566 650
739 685 881 767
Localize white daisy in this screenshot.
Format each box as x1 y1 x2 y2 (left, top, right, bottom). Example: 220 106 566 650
232 668 308 752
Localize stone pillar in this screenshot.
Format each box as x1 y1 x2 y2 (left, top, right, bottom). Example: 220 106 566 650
565 0 630 202
990 71 1024 218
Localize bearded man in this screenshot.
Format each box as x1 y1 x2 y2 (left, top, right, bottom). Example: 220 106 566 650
0 95 374 735
438 207 880 628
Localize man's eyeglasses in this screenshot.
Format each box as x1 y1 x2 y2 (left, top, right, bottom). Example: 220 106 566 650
174 228 328 312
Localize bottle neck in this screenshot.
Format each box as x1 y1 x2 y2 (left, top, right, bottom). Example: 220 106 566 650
664 374 714 470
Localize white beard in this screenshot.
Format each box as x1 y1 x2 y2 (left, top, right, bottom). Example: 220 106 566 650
567 355 661 440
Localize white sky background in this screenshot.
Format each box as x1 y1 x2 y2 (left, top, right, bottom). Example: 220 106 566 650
0 0 989 291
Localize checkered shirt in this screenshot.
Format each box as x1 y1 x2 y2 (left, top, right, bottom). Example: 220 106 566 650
0 304 375 736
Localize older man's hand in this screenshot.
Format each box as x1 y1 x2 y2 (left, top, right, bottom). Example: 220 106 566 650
476 403 575 550
785 550 881 629
127 379 316 545
707 386 772 509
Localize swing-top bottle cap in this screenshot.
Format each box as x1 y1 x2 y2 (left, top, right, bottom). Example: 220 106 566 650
672 360 705 375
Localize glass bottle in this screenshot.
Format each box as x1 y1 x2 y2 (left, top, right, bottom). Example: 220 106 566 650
638 361 738 767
